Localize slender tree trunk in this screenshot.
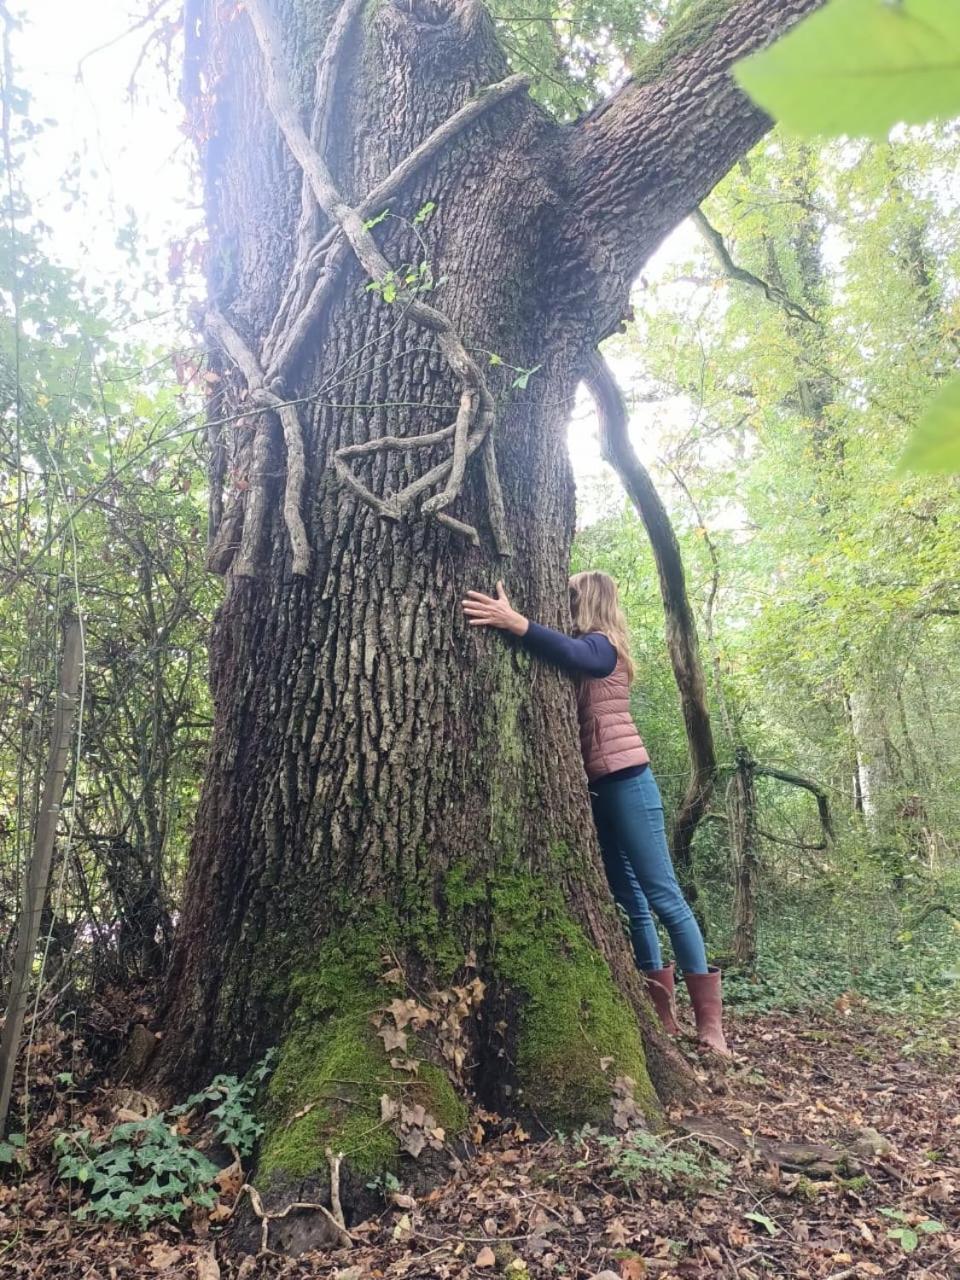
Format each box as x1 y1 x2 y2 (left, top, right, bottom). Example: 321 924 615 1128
0 620 82 1136
586 351 716 900
730 748 759 970
154 0 823 1198
848 685 894 838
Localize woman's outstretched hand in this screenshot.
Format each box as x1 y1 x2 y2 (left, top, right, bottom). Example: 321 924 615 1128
462 582 529 636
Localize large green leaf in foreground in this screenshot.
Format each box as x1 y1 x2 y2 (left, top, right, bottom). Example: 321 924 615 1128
735 0 960 140
899 375 960 475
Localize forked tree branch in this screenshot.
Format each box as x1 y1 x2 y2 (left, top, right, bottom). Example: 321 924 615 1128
691 209 819 323
753 763 834 843
263 71 529 377
205 0 524 571
246 0 494 522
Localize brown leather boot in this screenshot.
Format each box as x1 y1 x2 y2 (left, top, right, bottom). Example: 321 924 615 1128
644 964 680 1036
684 967 730 1056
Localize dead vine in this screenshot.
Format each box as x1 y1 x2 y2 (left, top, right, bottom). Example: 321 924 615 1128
203 0 525 573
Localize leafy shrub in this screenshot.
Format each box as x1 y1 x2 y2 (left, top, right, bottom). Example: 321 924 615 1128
54 1117 218 1226
878 1207 945 1255
0 1133 25 1167
54 1050 276 1226
168 1049 276 1157
722 915 960 1021
600 1129 730 1193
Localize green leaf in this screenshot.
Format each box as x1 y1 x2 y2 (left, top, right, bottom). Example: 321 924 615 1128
512 363 542 391
919 1219 945 1234
413 200 436 225
362 208 390 231
900 374 960 474
744 1211 779 1236
734 0 960 140
888 1226 919 1252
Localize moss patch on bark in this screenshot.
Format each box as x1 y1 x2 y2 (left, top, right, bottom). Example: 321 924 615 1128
257 862 658 1182
488 870 659 1129
633 0 732 87
258 927 466 1182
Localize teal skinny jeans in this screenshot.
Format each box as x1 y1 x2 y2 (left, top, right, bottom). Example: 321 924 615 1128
590 767 708 975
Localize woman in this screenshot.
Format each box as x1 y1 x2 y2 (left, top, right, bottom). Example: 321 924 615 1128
462 572 728 1055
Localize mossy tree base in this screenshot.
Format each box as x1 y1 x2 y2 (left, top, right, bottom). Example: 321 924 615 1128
243 867 685 1215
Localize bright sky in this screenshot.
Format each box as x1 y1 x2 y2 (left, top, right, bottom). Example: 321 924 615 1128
14 0 695 523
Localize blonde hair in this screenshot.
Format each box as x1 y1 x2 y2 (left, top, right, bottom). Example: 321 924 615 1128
569 571 635 683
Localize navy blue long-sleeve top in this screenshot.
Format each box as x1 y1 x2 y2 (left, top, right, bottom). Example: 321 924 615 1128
521 621 617 678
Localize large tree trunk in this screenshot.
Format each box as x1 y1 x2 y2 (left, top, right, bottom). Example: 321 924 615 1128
155 0 821 1196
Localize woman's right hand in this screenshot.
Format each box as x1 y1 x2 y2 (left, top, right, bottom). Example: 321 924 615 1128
461 581 529 636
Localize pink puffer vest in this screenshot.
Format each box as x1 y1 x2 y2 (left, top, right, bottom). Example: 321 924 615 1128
576 657 650 782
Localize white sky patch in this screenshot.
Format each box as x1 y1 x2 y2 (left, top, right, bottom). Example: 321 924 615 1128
18 0 192 321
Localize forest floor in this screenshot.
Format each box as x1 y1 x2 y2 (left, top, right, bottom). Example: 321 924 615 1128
2 1001 958 1280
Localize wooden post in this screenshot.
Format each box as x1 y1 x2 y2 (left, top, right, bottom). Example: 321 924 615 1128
0 619 83 1137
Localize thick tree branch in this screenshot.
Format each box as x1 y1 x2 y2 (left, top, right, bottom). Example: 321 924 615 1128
754 763 834 844
585 350 717 887
566 0 824 310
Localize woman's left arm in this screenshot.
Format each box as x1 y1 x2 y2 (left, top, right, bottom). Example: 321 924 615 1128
462 581 529 636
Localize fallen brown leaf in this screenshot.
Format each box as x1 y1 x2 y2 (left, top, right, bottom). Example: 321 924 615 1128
196 1248 220 1280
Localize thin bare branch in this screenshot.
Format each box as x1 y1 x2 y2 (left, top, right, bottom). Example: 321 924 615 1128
692 208 819 324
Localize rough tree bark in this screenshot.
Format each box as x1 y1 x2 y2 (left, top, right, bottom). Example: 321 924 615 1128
154 0 822 1201
729 747 760 969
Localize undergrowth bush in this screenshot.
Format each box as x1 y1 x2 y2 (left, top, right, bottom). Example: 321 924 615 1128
54 1052 275 1227
717 876 960 1020
564 1124 730 1195
599 1129 730 1194
54 1117 218 1227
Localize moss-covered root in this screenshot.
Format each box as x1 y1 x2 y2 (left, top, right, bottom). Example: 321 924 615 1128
257 930 466 1188
488 872 661 1130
